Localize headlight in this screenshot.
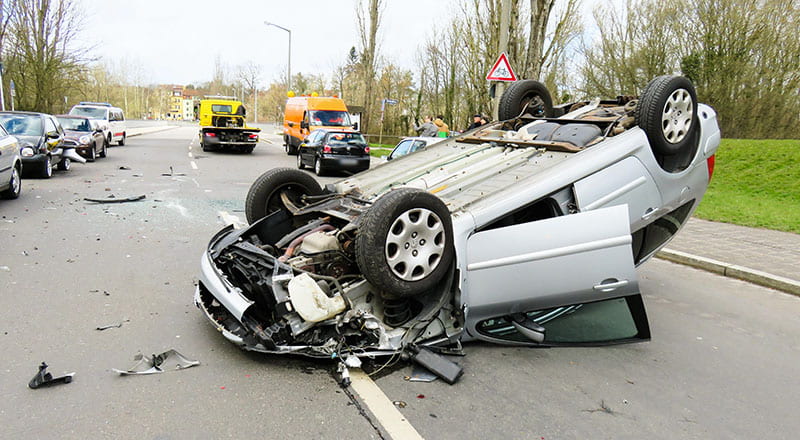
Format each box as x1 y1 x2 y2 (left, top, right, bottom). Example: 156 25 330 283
79 135 91 144
21 147 34 157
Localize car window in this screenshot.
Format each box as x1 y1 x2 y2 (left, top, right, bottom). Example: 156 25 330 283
310 110 351 127
211 105 232 113
70 106 107 119
0 114 42 136
326 132 365 146
44 117 58 134
411 140 427 152
0 124 8 137
390 140 413 159
58 117 91 131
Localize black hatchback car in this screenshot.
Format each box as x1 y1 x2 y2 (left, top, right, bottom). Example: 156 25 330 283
296 129 370 176
0 111 66 178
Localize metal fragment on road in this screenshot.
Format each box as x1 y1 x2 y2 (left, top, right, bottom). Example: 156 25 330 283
408 364 438 383
96 319 130 331
112 349 200 375
84 195 146 204
28 362 75 389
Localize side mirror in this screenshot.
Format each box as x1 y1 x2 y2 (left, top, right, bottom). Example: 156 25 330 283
300 121 309 129
287 121 294 127
352 122 359 131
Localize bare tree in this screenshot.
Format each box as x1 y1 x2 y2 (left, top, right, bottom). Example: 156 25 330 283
236 62 262 122
356 0 384 133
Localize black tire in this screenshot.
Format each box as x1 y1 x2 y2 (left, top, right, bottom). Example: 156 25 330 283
355 188 454 298
498 79 554 120
314 157 325 176
244 167 324 224
296 152 305 169
98 141 107 158
57 157 71 171
106 134 112 148
89 146 96 162
40 156 52 179
1 166 21 199
118 133 126 146
636 75 698 156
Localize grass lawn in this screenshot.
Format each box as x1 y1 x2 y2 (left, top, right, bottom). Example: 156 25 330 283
368 143 394 158
694 138 800 234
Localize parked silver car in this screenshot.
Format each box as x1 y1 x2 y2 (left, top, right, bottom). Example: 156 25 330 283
195 76 720 381
0 123 22 200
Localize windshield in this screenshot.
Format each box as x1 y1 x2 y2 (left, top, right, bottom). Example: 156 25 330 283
211 104 232 113
58 117 92 132
310 110 351 127
326 132 366 146
0 114 43 136
70 107 107 119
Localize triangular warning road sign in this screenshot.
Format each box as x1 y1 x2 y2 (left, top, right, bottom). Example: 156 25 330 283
486 52 517 82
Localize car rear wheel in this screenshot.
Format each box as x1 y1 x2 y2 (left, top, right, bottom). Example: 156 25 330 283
244 168 324 224
89 146 97 162
314 157 325 176
40 156 52 179
118 133 126 146
1 166 21 199
107 134 112 148
636 75 698 156
355 188 454 298
498 79 554 120
98 141 107 158
57 157 71 171
296 152 305 169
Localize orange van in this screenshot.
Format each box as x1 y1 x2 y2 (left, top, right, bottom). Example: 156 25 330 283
283 96 356 155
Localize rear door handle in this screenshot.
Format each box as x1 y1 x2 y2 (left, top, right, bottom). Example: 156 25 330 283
593 279 629 292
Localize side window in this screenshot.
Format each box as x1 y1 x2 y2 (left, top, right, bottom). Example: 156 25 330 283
118 111 125 121
0 124 8 137
390 140 413 159
44 117 57 135
411 140 427 153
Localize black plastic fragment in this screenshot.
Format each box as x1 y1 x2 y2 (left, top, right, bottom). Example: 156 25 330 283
28 362 74 389
84 195 146 204
408 346 463 384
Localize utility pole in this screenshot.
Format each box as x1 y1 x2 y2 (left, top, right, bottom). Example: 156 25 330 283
254 86 258 124
492 0 512 121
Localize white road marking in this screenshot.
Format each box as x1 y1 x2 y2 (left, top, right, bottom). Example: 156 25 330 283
349 369 424 440
188 152 193 158
191 178 200 188
217 211 246 229
190 161 198 170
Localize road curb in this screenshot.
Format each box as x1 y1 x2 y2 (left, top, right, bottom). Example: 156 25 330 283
656 249 800 297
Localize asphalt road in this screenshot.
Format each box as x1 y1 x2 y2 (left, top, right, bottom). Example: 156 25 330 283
1 125 798 439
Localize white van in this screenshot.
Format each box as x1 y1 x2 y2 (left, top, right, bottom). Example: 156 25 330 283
69 102 127 146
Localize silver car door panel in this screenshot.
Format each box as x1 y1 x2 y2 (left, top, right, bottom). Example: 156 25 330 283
463 204 639 331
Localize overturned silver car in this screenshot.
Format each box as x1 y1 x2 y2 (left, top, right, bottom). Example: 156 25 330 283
195 76 720 378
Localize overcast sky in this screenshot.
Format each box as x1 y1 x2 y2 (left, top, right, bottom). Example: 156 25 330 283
78 0 457 87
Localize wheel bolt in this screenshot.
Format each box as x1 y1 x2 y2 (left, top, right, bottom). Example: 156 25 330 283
419 239 426 246
412 250 418 257
412 232 418 238
404 243 410 249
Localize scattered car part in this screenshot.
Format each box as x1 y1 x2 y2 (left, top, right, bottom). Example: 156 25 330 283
95 320 129 331
84 195 146 204
28 362 74 389
408 346 463 384
112 349 199 375
161 166 186 176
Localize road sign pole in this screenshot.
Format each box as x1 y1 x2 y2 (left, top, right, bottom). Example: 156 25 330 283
492 0 512 121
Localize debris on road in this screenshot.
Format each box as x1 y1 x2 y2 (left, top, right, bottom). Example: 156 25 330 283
0 266 10 271
407 364 438 383
84 195 146 204
112 349 199 375
161 166 186 177
28 362 74 389
95 319 130 331
393 401 407 408
119 166 131 170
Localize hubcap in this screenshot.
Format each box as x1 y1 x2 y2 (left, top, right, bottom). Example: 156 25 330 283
297 153 302 168
315 159 321 174
661 88 693 144
45 158 52 176
63 158 70 170
11 168 19 194
385 208 446 281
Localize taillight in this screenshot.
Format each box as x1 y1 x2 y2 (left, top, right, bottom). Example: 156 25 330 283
707 154 716 181
323 145 332 153
249 134 258 139
205 132 216 137
364 146 370 153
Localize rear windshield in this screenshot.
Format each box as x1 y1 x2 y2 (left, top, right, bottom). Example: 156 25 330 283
211 104 232 113
70 107 107 119
0 114 42 136
326 132 366 145
58 117 92 132
310 110 351 127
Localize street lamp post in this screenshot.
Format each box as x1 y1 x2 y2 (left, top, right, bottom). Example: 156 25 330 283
264 21 292 92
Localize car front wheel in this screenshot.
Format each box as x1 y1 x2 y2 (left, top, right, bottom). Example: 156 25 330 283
40 156 53 179
355 188 454 298
1 166 21 199
244 168 324 224
636 75 698 157
57 157 71 171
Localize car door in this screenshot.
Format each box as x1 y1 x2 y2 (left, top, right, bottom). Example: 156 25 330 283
300 131 319 165
464 204 649 346
0 125 13 184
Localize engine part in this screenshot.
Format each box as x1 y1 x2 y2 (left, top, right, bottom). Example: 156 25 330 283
288 273 346 323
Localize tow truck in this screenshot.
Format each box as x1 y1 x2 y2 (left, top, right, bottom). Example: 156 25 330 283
198 97 261 153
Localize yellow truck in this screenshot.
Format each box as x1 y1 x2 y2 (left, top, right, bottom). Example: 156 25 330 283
198 97 261 153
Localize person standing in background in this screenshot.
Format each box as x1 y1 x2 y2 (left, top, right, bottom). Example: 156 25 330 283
434 115 449 138
413 115 439 137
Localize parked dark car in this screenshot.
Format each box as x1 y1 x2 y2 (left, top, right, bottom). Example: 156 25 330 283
0 111 68 178
56 115 106 161
296 129 370 176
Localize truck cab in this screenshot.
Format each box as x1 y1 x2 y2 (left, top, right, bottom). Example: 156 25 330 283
198 97 261 154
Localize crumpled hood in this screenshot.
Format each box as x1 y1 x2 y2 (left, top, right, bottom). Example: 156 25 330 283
14 134 43 150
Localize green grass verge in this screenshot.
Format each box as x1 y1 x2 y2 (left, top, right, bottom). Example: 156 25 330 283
368 143 394 158
694 138 800 234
